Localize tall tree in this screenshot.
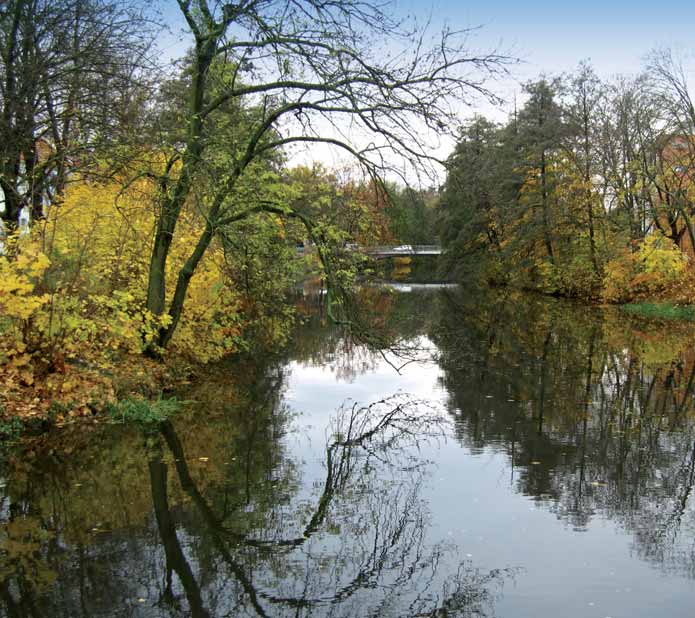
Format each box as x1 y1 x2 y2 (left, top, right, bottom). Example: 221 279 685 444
141 0 513 351
561 62 605 275
438 116 506 278
598 75 657 243
645 48 695 252
515 78 565 262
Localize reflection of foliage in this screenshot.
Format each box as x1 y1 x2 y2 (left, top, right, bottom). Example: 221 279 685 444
107 396 182 427
0 518 56 594
292 285 437 378
19 283 695 613
431 286 695 577
0 380 514 617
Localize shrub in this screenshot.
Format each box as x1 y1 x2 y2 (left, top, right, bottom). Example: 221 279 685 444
602 235 688 303
107 396 183 426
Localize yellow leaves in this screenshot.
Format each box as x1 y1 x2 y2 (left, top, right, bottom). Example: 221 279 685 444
7 353 34 388
603 234 688 303
1 162 271 424
11 353 31 368
15 250 50 277
0 244 51 321
638 234 687 280
60 378 77 393
158 312 173 329
168 256 242 363
602 248 635 303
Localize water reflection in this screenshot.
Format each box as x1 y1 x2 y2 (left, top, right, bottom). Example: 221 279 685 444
0 368 510 616
4 286 695 616
431 289 695 578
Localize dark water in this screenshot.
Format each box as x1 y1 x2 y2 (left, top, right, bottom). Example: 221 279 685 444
3 286 695 617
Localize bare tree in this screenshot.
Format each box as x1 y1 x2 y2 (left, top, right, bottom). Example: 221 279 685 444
0 0 156 224
596 75 659 242
644 48 695 250
561 62 606 275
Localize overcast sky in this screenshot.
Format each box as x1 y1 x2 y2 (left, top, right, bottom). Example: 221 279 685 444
160 1 695 89
156 0 695 179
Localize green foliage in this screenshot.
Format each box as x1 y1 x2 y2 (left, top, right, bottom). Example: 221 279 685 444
621 303 695 321
437 116 512 282
384 185 438 244
0 417 23 442
439 65 694 305
107 397 183 426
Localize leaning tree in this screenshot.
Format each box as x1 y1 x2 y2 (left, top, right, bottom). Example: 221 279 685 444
143 0 514 351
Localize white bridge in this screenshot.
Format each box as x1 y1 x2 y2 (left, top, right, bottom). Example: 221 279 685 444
363 244 442 259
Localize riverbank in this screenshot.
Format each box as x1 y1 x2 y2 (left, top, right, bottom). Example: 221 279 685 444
485 273 695 324
4 272 695 443
0 350 196 440
621 301 695 321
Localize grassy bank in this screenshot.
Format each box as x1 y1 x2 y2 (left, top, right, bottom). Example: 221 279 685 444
621 303 695 322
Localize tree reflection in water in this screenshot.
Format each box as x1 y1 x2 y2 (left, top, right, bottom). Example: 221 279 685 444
0 390 514 617
7 285 695 616
147 396 514 617
431 288 695 579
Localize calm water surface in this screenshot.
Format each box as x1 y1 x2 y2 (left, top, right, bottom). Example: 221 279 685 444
2 286 695 617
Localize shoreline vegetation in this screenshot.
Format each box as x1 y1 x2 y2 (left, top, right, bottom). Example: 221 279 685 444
438 61 695 310
3 267 695 443
621 302 695 321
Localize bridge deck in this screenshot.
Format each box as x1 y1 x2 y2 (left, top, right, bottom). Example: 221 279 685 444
363 245 442 258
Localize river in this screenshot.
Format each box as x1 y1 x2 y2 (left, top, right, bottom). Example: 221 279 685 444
2 283 695 617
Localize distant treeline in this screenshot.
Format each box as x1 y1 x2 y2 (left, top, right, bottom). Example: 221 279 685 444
438 57 695 303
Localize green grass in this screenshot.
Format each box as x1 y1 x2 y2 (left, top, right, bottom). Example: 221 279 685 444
621 303 695 322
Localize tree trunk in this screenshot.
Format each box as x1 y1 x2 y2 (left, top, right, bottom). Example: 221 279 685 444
145 38 215 329
579 95 599 275
157 217 215 348
149 447 210 618
541 149 554 261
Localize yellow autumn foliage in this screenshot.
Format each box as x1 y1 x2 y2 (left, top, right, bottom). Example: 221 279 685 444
0 172 244 373
0 243 50 321
602 234 688 303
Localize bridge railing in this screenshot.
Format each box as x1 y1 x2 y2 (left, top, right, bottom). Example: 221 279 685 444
363 244 442 255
